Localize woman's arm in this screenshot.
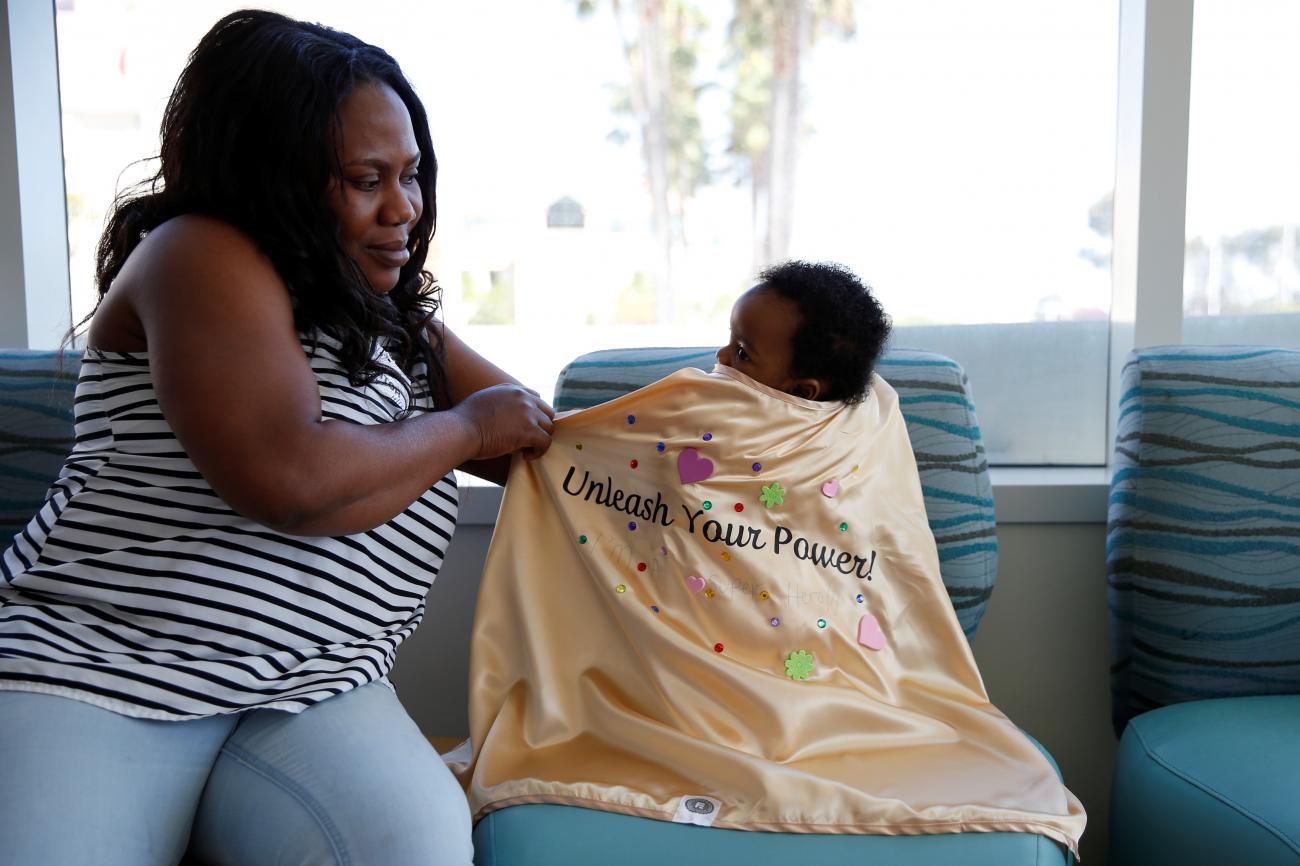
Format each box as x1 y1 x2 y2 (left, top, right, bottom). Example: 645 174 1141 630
438 324 551 485
118 215 551 536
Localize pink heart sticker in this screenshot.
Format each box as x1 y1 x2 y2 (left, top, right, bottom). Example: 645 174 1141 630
857 613 887 650
821 478 840 498
686 575 706 594
677 448 715 485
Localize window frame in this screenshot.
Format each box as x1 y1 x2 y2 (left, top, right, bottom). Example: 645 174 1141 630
0 0 72 349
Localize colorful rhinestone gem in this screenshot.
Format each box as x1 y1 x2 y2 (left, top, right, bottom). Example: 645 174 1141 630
615 584 626 593
817 618 827 629
629 459 638 469
713 642 724 653
769 617 781 627
702 433 713 441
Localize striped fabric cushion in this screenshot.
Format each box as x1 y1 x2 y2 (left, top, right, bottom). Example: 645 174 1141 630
554 347 998 636
1108 345 1300 733
0 351 77 542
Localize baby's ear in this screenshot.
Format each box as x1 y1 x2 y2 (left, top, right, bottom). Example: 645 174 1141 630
792 379 826 401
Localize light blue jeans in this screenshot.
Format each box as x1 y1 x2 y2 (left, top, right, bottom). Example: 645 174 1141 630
0 683 472 866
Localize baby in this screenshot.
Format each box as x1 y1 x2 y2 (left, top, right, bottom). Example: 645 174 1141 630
716 260 891 403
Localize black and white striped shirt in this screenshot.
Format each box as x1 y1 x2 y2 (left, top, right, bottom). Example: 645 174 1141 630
0 334 457 720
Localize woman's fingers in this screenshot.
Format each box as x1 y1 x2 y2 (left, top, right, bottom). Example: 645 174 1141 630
517 402 554 460
451 384 558 462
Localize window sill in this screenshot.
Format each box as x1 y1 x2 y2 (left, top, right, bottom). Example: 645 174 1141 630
988 467 1110 525
455 467 1111 527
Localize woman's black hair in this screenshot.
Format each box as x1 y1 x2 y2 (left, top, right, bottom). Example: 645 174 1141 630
89 9 447 406
756 260 892 405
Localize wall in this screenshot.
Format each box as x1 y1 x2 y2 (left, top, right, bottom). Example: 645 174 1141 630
389 513 1118 864
971 523 1115 865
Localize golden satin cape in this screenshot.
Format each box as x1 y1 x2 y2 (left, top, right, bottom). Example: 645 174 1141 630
456 365 1085 857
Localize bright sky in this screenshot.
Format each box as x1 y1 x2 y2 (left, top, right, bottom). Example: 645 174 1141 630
1186 1 1300 234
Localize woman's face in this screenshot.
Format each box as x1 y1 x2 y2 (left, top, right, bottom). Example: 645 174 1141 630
328 82 423 294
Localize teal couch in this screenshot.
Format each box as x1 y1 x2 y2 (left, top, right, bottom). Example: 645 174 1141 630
1107 346 1300 865
0 350 76 541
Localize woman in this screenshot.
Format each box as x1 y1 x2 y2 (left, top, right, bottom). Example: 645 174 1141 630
0 10 548 864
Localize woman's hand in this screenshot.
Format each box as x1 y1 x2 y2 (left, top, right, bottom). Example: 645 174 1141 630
452 383 555 461
435 324 559 484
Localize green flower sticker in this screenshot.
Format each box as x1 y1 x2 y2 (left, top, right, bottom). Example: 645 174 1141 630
759 482 786 509
784 649 814 681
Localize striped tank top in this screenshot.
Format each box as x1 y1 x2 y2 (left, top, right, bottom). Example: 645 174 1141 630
0 333 458 720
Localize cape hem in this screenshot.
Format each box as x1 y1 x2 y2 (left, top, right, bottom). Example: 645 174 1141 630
471 792 1081 860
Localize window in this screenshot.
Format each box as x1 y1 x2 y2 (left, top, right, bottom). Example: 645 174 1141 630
1182 0 1300 348
54 1 1117 465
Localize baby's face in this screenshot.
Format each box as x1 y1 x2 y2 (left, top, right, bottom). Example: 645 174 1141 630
716 286 802 393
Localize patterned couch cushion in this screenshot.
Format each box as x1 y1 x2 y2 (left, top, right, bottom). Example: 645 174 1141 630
1108 346 1300 733
554 347 998 636
0 351 78 543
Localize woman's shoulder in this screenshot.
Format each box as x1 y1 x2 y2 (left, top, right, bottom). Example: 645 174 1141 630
93 216 288 351
125 214 272 278
105 214 296 347
117 215 289 306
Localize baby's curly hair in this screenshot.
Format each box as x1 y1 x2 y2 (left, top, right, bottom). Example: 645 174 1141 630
757 260 891 405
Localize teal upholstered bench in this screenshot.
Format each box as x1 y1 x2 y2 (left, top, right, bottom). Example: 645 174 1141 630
1107 346 1300 866
472 346 1074 866
1110 695 1300 864
0 350 77 541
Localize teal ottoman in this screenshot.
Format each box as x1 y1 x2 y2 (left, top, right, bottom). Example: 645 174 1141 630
1106 346 1300 866
1109 696 1300 866
474 806 1069 866
474 734 1071 866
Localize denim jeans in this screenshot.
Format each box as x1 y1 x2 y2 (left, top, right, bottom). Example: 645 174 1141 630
0 682 473 866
